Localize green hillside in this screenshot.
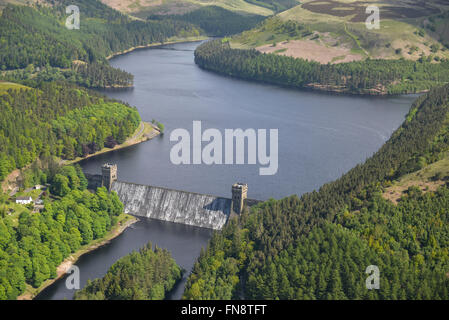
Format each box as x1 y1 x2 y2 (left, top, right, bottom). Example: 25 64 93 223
184 83 449 300
195 40 449 95
149 5 266 36
231 0 449 63
100 0 297 17
0 166 127 299
0 81 29 94
0 81 141 181
0 0 203 88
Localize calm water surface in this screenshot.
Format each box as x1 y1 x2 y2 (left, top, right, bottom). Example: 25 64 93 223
36 219 212 300
38 41 417 300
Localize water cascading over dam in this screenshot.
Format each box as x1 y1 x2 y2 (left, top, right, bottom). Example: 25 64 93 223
86 164 258 230
111 181 231 230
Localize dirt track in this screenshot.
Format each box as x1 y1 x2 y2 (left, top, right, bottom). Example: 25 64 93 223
257 40 363 64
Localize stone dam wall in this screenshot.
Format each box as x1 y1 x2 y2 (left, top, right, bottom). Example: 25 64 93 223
111 181 233 230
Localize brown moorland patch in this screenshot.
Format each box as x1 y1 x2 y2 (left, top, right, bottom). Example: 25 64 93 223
302 0 443 23
257 39 363 63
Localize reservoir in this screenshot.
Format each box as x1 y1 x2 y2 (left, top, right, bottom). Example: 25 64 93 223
37 41 417 300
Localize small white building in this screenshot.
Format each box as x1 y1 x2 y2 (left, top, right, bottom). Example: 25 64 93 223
16 196 33 205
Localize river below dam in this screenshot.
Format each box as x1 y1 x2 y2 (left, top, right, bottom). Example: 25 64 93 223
37 41 417 300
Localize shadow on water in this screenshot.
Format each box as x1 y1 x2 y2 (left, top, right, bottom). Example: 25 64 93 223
101 86 135 94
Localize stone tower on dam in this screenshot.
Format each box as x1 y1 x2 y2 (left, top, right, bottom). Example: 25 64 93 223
102 163 117 191
231 183 248 215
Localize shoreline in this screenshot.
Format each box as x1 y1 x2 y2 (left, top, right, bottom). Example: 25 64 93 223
106 36 208 61
64 121 160 165
196 64 430 97
17 214 139 300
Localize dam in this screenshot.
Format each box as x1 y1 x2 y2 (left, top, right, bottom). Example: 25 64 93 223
86 164 260 230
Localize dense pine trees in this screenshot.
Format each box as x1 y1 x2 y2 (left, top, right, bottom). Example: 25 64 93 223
195 40 449 95
0 1 201 88
183 84 449 299
0 82 140 181
73 62 134 88
149 6 265 37
74 243 182 300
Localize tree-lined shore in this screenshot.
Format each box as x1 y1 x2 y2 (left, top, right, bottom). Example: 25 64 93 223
195 40 449 95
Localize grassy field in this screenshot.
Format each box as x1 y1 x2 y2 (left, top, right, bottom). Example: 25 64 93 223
231 0 449 63
0 187 42 227
383 152 449 204
0 0 38 10
1 202 31 226
0 81 30 95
